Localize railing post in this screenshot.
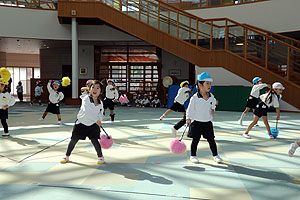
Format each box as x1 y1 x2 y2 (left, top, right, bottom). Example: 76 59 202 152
265 37 268 69
177 10 179 39
38 0 40 8
168 10 170 34
138 0 141 20
200 0 202 8
179 0 182 9
225 19 228 50
244 27 247 58
287 47 290 80
210 20 213 50
196 19 198 47
158 2 160 30
189 17 191 43
120 0 122 11
147 1 149 24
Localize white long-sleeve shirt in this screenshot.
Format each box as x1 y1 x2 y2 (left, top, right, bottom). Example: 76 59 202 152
47 82 64 104
186 92 216 122
105 85 119 100
174 87 190 105
34 85 43 97
76 95 103 126
250 83 268 98
0 92 16 108
260 93 280 108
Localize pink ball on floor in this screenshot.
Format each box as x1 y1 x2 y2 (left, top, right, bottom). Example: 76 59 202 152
170 138 186 154
99 134 114 149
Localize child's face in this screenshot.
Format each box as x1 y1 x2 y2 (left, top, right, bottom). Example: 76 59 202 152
53 83 59 91
198 81 211 93
0 83 5 92
184 84 189 88
274 88 283 95
108 82 113 86
257 80 262 84
90 83 101 98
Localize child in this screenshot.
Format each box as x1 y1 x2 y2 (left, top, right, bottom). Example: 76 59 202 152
135 95 142 107
160 80 190 136
103 79 119 121
151 95 161 108
288 140 300 157
243 82 284 139
141 94 150 107
80 79 93 96
16 81 23 102
238 77 269 126
30 80 43 106
39 80 64 124
61 80 104 164
186 72 222 164
0 81 16 136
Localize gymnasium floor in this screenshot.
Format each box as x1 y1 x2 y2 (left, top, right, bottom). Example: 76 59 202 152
0 103 300 200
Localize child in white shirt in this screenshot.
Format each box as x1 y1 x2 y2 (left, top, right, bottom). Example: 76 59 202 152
0 81 15 137
160 81 190 136
238 77 270 126
186 72 223 164
151 95 161 108
61 80 104 164
243 82 284 139
141 94 150 107
103 80 119 121
30 81 43 106
135 95 142 107
39 80 64 124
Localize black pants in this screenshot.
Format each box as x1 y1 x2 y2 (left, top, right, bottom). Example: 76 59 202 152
174 114 186 130
66 138 103 157
1 119 8 133
191 137 218 157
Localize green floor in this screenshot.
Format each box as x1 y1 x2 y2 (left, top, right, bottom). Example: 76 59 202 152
0 103 300 200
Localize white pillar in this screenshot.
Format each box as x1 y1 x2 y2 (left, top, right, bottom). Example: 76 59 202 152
71 18 78 99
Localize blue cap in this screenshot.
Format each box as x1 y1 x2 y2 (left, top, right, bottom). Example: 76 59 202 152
53 81 61 86
197 72 213 82
252 77 261 84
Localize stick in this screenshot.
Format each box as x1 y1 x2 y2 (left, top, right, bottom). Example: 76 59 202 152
100 126 111 139
179 125 189 141
276 120 278 129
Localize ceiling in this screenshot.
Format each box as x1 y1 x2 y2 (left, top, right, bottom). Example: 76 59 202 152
0 37 71 54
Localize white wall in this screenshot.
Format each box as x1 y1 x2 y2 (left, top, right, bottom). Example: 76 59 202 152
0 6 139 41
188 0 300 33
162 50 189 80
78 45 94 79
195 66 300 111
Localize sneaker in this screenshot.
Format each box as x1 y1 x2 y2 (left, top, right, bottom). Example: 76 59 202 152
255 123 259 127
288 142 299 157
171 128 177 137
159 115 165 120
269 134 275 139
60 156 69 163
213 155 223 164
30 102 33 106
238 119 243 126
190 156 199 163
38 117 44 121
97 156 105 164
243 133 251 139
58 121 62 125
2 132 10 137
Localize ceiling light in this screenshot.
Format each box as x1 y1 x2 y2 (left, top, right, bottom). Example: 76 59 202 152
236 43 244 46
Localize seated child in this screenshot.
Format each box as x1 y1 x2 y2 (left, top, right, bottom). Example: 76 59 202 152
135 95 142 107
151 95 161 108
141 94 150 107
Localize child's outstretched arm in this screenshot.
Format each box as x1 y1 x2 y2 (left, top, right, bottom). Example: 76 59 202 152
275 107 280 120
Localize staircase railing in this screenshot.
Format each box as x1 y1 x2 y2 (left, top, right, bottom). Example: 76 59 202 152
82 0 300 85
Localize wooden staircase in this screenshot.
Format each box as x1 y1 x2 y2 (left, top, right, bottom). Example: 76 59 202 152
57 0 300 110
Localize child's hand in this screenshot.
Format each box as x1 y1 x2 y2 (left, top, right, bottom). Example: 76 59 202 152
211 109 215 116
96 120 101 127
2 105 8 110
186 119 191 125
113 99 117 103
49 80 52 83
276 116 280 121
